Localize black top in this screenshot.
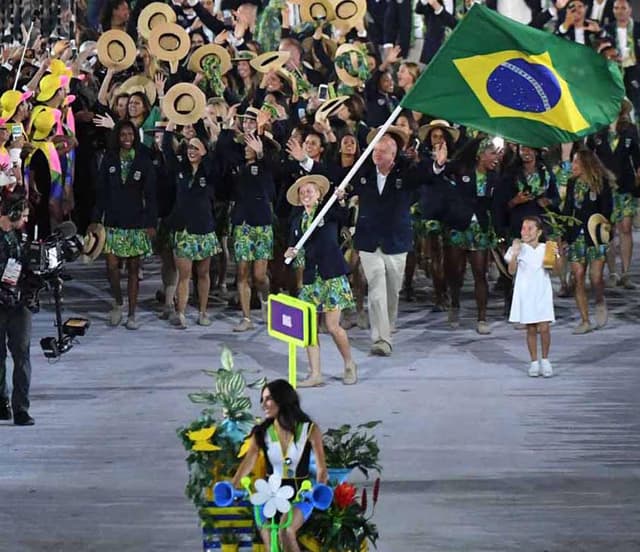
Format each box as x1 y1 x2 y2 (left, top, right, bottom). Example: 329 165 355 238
562 176 613 245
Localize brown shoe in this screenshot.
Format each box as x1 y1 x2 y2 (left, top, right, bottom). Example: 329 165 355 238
343 361 357 385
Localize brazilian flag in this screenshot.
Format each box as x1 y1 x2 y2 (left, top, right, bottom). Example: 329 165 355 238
400 4 625 147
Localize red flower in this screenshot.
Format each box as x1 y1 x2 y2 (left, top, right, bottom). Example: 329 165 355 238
372 477 381 505
333 482 357 509
360 488 368 513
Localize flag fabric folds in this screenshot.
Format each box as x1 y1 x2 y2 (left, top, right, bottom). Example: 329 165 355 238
400 4 625 147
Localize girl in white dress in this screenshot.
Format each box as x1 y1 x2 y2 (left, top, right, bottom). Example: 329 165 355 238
505 216 556 377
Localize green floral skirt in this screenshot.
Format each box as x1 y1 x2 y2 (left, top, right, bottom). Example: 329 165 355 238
568 232 607 264
173 229 221 261
446 220 497 251
611 191 637 224
233 223 273 262
410 203 443 239
104 227 152 258
298 273 354 313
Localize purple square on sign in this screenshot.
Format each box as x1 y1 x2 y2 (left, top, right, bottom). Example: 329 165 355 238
271 301 305 341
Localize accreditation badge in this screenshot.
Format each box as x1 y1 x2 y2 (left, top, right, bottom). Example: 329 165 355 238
2 258 22 286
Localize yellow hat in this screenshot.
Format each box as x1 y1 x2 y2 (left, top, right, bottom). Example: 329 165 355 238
163 83 206 126
0 90 33 122
31 107 61 141
82 223 106 263
36 74 69 103
49 59 73 79
286 175 330 206
148 22 191 74
188 44 232 75
97 30 137 71
138 2 177 40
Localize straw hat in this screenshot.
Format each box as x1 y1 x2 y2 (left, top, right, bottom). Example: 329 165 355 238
97 30 137 71
148 22 191 73
36 74 69 103
365 125 410 149
163 83 206 125
418 119 460 144
81 223 106 263
334 43 367 87
138 2 177 40
332 0 366 32
299 0 335 22
250 51 291 73
587 214 612 247
0 90 33 121
188 44 232 75
118 75 158 105
286 174 330 206
314 95 348 123
31 107 61 141
232 50 257 62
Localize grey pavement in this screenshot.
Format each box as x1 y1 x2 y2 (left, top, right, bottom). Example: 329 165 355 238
2 237 640 552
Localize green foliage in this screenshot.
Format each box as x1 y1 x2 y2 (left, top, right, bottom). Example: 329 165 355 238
218 528 240 544
177 346 266 511
543 207 582 238
323 421 382 478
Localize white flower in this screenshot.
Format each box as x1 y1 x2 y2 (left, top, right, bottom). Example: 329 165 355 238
250 474 295 519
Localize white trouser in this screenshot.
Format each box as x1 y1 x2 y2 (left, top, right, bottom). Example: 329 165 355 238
359 249 407 346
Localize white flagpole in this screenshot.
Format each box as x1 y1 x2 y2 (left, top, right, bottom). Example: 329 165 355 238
285 103 404 264
13 21 36 90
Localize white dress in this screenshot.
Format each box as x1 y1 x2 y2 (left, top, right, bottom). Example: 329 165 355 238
505 243 555 324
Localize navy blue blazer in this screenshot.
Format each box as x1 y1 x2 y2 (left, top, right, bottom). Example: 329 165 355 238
290 200 349 284
230 159 276 227
415 3 457 64
93 146 158 229
562 177 613 245
353 162 422 254
162 132 218 235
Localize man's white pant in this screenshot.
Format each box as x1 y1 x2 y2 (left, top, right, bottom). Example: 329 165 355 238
359 249 407 346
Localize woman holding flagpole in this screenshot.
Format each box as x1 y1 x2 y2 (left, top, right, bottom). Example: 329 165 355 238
284 175 357 387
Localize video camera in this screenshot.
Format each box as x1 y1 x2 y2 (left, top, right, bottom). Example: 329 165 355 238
25 221 91 359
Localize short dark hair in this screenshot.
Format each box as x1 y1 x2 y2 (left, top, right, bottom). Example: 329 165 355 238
109 119 140 151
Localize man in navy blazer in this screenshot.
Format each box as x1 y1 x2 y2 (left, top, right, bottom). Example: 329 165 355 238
353 133 421 356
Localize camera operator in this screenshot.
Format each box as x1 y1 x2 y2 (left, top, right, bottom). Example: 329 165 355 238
0 189 35 426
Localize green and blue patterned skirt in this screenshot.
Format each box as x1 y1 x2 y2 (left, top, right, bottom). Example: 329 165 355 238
611 191 637 224
446 220 497 251
410 203 443 239
233 223 273 262
568 232 607 264
173 229 221 261
104 227 152 258
298 273 354 313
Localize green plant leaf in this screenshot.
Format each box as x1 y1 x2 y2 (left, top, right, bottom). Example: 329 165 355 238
220 346 234 371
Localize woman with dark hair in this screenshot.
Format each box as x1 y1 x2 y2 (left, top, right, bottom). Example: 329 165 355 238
562 148 614 334
92 119 157 330
161 121 219 329
335 95 370 149
231 379 328 552
364 47 400 127
100 0 130 32
437 136 501 334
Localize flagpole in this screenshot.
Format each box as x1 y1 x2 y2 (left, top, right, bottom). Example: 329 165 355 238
284 103 404 264
13 19 36 90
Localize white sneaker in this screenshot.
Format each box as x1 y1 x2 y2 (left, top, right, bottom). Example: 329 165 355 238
528 360 541 377
540 358 553 378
